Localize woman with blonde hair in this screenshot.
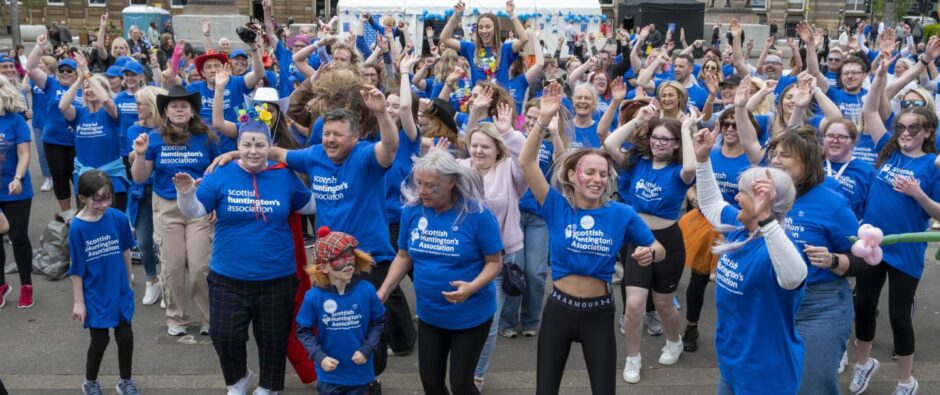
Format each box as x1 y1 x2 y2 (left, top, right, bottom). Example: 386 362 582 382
127 86 168 306
656 81 688 120
0 75 35 309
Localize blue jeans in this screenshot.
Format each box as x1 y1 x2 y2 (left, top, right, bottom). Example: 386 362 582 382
31 125 50 177
135 185 158 278
500 212 549 331
796 279 853 395
474 249 521 378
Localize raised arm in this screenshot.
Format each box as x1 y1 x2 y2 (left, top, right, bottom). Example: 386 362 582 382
58 68 82 122
94 13 111 62
692 126 728 226
567 56 596 92
597 77 626 141
439 1 465 51
262 0 279 46
362 85 399 167
604 100 657 165
732 76 764 164
679 109 698 184
292 39 326 79
201 18 214 53
399 54 419 142
212 65 238 139
729 19 750 78
745 78 776 113
797 20 828 92
786 73 814 128
506 1 528 53
524 29 544 85
520 82 562 205
887 37 940 98
26 34 49 89
243 39 266 89
863 56 890 145
786 38 803 77
131 133 155 183
636 52 667 91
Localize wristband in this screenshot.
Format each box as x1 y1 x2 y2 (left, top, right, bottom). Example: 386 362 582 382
536 119 550 130
758 216 775 227
811 86 822 96
651 249 656 262
830 254 840 269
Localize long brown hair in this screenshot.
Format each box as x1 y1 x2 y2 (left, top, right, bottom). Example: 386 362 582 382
875 108 939 168
474 14 502 61
622 118 683 171
767 127 825 196
160 105 216 146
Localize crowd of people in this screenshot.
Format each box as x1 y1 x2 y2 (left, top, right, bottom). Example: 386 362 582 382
0 1 939 394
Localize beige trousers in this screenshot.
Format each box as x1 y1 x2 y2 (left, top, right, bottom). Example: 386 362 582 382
153 194 212 328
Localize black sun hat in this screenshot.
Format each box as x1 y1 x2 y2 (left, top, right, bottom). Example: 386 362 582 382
156 84 202 118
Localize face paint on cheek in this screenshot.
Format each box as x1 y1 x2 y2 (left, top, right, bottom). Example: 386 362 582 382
575 159 588 188
431 183 442 195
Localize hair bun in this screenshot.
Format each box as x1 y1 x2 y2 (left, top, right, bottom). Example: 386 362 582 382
317 226 331 238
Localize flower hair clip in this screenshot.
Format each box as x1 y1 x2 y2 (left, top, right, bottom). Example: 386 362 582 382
236 103 274 127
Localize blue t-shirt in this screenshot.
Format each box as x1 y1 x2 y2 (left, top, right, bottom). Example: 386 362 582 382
506 74 530 114
275 41 296 99
0 113 33 201
197 162 312 281
824 158 874 219
571 123 601 149
710 147 751 207
143 131 220 200
114 91 139 157
864 152 940 279
186 77 249 152
853 132 891 167
458 41 517 87
125 125 155 187
398 203 503 329
385 129 422 224
68 208 136 329
41 77 83 146
518 139 554 214
714 205 804 395
826 86 867 121
538 188 655 282
73 108 125 193
823 70 839 87
29 81 47 130
295 279 386 386
622 157 691 220
286 142 395 262
784 184 858 285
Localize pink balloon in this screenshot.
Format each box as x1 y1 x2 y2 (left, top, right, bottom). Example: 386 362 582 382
858 224 884 245
852 240 871 257
867 248 883 266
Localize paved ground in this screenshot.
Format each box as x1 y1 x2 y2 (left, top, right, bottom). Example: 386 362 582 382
2 94 940 394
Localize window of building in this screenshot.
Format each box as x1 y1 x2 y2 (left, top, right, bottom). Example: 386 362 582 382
845 0 865 12
129 0 147 4
89 0 106 7
749 0 767 10
788 0 805 11
47 0 64 5
170 0 183 8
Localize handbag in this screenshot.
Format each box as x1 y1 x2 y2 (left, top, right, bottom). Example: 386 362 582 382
500 259 527 297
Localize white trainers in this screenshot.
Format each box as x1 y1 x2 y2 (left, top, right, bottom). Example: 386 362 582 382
892 377 919 395
142 281 163 306
227 369 254 395
658 339 683 365
622 356 641 384
252 386 278 395
839 350 848 374
848 358 880 395
40 177 53 192
200 323 210 336
167 325 188 336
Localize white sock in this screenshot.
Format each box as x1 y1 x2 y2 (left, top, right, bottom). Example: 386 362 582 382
626 354 641 364
667 339 682 348
857 360 872 369
898 379 915 388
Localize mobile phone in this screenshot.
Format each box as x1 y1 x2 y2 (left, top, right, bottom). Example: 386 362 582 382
667 23 676 33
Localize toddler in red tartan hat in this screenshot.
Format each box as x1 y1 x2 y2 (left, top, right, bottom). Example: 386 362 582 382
306 226 373 288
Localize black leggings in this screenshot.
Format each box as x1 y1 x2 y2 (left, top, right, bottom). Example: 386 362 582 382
43 143 75 201
537 288 616 395
685 272 711 323
854 261 919 356
86 321 133 381
417 318 491 395
0 199 32 286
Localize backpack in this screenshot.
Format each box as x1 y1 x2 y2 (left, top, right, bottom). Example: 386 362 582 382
28 210 75 281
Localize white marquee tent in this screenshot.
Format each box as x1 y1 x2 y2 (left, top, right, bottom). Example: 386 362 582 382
336 0 603 55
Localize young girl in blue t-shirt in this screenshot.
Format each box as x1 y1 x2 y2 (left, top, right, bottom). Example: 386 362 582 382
68 170 138 395
297 227 385 395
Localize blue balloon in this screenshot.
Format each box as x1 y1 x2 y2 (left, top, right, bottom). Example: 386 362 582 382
545 15 552 22
445 9 454 17
422 9 429 15
593 17 599 23
601 15 607 22
473 8 480 15
418 15 425 21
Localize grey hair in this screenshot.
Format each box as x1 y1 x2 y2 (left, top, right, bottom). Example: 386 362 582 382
401 149 486 222
712 167 796 255
573 83 599 109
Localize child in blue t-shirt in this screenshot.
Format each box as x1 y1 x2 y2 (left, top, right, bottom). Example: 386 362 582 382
68 170 138 395
296 227 385 395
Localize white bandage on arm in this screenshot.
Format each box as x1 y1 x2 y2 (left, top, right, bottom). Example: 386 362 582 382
176 188 208 218
695 160 730 227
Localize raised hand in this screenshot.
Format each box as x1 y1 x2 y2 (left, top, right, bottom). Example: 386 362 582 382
693 126 719 163
733 75 751 107
703 71 719 95
360 85 388 113
472 85 494 111
505 0 515 17
729 18 742 39
539 82 562 119
36 34 47 47
400 53 418 74
636 100 659 124
792 75 814 107
494 102 513 133
454 0 465 14
201 18 211 36
100 12 109 26
215 63 231 87
133 133 150 156
172 172 201 194
752 169 778 221
611 76 627 101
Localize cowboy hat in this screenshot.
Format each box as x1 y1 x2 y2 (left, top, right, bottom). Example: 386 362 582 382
157 84 201 118
243 87 291 116
430 98 460 134
193 52 229 79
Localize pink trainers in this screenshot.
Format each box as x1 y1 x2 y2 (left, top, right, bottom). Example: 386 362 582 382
17 285 33 309
0 283 11 308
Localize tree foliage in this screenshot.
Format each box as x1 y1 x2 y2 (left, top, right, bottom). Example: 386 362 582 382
872 0 918 22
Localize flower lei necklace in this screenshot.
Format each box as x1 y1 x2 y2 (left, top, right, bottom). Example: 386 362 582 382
477 47 498 81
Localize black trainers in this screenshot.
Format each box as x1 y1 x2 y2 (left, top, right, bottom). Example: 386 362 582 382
368 379 382 395
682 325 699 352
303 234 317 249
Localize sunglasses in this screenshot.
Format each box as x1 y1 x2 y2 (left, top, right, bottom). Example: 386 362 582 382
721 121 737 129
57 68 75 74
827 57 842 62
900 99 927 109
896 123 924 135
